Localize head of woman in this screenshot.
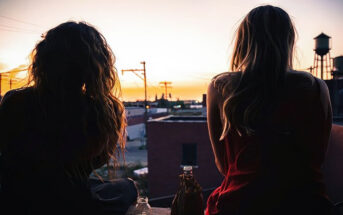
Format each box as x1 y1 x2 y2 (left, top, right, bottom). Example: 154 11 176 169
29 21 125 175
220 5 296 137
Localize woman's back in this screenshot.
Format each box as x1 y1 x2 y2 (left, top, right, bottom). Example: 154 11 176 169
206 5 333 214
206 71 333 215
0 87 99 214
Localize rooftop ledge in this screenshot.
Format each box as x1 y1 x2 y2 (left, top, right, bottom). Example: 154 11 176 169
146 207 170 215
148 115 207 123
148 115 343 125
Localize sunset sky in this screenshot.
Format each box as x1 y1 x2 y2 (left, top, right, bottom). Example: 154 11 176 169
0 0 342 101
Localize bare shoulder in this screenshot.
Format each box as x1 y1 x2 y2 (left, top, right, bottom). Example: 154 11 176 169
0 87 33 107
286 70 315 83
210 71 241 96
285 70 331 115
207 77 222 102
212 71 241 83
285 70 318 92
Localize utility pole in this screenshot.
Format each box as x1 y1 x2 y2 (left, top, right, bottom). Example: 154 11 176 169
122 61 148 137
0 73 2 97
159 81 172 100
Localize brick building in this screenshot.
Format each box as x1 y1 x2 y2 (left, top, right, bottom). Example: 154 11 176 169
147 116 223 204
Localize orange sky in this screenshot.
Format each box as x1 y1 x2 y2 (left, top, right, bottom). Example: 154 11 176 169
0 0 342 101
122 84 208 101
0 76 208 101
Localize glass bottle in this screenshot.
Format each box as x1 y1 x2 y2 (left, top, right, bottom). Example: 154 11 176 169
126 197 152 215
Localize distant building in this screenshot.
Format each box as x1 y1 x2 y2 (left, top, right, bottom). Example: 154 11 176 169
324 79 343 119
327 56 343 119
202 94 207 107
126 107 168 140
147 116 223 205
126 107 145 140
182 100 199 108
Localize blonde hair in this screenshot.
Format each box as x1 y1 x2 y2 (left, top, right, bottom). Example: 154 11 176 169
219 5 296 138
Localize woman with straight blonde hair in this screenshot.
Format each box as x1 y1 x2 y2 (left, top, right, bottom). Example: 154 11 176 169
206 5 333 215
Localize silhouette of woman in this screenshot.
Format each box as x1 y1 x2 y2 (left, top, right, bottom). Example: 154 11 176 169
206 5 333 215
0 22 137 215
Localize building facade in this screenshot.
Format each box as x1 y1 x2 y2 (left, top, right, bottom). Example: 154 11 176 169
147 116 223 202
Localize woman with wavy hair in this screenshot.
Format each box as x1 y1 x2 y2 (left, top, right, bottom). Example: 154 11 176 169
206 5 333 215
0 22 137 214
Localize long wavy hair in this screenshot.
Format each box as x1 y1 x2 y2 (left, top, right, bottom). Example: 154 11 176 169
29 21 126 178
218 5 296 138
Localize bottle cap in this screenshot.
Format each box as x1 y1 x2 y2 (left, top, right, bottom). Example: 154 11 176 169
183 166 193 171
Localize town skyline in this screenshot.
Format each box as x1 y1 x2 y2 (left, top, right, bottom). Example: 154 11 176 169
0 0 342 100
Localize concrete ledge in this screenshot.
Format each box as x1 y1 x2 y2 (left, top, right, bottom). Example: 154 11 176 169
151 207 170 214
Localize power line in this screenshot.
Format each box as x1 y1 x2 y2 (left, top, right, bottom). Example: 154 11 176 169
0 27 39 34
0 15 43 28
0 24 41 33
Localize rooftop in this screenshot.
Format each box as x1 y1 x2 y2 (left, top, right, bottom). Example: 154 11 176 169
148 115 206 123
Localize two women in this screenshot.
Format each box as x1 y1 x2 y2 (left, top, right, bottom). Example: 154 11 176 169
0 4 333 215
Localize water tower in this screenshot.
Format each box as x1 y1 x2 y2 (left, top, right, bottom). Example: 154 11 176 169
312 33 332 80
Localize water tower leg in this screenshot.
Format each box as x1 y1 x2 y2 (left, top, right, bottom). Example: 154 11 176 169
321 55 324 80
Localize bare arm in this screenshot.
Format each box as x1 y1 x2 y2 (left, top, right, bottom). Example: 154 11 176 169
207 81 228 176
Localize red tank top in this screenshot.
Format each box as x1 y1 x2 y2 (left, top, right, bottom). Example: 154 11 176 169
206 78 331 215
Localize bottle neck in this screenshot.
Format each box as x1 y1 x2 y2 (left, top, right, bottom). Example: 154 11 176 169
183 165 193 177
